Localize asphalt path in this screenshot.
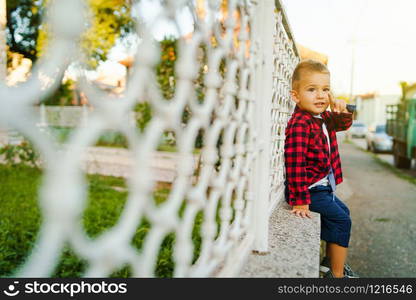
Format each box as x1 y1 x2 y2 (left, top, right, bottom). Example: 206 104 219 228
336 138 416 277
349 136 416 178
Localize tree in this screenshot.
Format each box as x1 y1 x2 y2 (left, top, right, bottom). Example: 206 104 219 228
0 0 6 79
399 81 408 102
81 0 134 69
6 0 42 61
6 0 134 68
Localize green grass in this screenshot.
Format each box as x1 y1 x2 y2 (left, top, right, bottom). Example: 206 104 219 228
374 218 391 223
0 165 204 277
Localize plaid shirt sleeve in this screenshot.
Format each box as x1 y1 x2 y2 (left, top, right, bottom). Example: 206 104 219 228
284 121 311 206
327 112 353 132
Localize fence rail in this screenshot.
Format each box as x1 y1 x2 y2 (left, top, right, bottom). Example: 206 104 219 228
0 0 299 277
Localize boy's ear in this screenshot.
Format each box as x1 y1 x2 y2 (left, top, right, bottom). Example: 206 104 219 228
290 90 300 104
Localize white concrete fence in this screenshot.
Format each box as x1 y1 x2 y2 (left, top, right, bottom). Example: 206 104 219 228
0 0 298 277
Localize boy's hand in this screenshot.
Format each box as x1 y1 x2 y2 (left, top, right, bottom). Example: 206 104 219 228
329 92 348 113
291 205 312 218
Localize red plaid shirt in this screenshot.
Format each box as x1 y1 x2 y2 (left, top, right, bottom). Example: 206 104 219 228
284 106 353 206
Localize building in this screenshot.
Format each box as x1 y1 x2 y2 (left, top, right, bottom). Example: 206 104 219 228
296 43 328 65
354 93 400 128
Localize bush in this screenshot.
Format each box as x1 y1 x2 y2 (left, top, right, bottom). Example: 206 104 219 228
134 102 152 133
0 141 40 168
134 38 207 149
42 79 76 106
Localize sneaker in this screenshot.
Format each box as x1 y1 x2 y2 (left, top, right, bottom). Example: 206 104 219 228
319 256 331 274
343 263 359 278
320 256 359 278
323 270 354 278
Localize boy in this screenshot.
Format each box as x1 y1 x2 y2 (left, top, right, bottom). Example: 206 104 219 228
284 59 358 278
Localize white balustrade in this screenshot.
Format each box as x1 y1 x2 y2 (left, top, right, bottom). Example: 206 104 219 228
0 0 299 277
269 5 299 214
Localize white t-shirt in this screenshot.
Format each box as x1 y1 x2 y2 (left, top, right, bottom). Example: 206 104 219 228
308 114 330 189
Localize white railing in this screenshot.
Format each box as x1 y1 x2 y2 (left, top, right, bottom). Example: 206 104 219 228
270 6 299 213
0 0 298 277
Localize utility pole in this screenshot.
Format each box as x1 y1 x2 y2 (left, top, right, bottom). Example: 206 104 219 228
0 0 6 81
349 38 356 103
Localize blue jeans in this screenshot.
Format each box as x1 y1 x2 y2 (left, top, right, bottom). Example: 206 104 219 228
309 185 351 248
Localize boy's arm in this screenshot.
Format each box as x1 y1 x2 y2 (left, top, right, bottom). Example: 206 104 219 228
284 122 311 206
328 93 353 131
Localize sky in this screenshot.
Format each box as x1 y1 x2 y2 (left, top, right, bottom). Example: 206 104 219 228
280 0 416 96
102 0 416 97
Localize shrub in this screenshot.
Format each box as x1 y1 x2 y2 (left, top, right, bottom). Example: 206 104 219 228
42 79 76 106
0 141 40 168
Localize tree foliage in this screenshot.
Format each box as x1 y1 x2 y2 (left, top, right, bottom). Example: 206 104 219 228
6 0 134 68
399 81 408 102
81 0 134 68
6 0 43 61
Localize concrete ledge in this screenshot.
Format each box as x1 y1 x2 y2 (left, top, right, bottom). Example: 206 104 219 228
239 201 321 277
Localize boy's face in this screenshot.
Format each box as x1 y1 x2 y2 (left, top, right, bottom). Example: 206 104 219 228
291 71 330 115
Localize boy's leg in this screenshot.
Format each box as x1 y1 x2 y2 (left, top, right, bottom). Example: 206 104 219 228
327 195 350 277
333 195 350 216
309 186 352 277
326 242 348 278
325 195 350 262
309 189 352 249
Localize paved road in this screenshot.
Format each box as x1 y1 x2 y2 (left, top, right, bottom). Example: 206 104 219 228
336 139 416 277
351 137 416 178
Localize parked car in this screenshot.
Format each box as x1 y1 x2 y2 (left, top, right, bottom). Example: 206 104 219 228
348 121 368 138
366 124 393 153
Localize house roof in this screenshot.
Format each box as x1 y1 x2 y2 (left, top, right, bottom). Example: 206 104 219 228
296 44 328 65
356 93 377 100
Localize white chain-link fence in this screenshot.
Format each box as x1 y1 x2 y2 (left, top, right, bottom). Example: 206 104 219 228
0 0 298 277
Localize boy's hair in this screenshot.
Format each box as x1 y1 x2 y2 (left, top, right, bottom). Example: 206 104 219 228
291 59 330 90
